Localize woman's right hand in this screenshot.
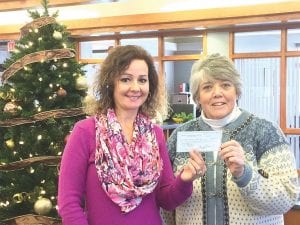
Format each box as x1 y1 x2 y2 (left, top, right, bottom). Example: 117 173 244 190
180 150 206 182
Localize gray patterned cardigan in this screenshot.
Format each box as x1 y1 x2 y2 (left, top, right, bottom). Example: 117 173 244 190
162 109 299 225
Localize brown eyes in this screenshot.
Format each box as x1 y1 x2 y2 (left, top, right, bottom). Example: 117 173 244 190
119 77 148 83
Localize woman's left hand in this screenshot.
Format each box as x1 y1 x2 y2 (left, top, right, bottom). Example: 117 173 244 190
180 150 206 182
219 140 245 178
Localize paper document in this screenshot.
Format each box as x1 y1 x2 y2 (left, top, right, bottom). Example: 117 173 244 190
176 131 222 152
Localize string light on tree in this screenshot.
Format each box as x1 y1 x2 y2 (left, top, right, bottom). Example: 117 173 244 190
50 65 57 71
0 201 10 207
34 99 40 107
28 167 35 174
52 30 62 40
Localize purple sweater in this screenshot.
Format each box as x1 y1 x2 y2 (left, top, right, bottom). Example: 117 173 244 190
58 117 192 225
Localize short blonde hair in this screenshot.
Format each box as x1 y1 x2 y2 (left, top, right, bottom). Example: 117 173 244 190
190 53 242 108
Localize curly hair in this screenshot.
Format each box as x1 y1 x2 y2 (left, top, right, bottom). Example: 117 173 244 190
84 45 162 118
190 53 242 109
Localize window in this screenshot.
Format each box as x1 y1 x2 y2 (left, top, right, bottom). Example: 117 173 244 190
235 58 280 124
232 27 300 168
234 30 281 53
287 29 300 51
164 35 203 56
79 40 115 59
286 57 300 129
120 38 158 56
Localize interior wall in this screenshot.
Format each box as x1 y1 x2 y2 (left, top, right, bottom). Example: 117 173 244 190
207 32 229 56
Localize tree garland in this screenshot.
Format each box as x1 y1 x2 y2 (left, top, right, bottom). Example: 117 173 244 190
1 48 76 83
20 16 57 36
0 107 85 127
0 156 61 171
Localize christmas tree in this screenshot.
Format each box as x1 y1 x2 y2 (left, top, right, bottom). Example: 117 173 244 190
0 0 87 223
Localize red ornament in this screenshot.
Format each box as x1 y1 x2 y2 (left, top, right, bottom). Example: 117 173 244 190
57 88 67 97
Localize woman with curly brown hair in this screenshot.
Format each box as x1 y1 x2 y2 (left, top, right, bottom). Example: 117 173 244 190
58 45 204 225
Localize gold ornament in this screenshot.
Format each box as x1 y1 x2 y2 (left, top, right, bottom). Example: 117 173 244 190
52 30 62 40
3 101 19 115
13 192 28 203
34 197 52 215
5 139 15 149
0 92 4 99
75 76 88 90
57 87 67 97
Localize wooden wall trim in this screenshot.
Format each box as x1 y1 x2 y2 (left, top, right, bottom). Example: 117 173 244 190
1 1 300 39
162 55 201 61
282 128 300 135
64 3 300 33
280 29 287 129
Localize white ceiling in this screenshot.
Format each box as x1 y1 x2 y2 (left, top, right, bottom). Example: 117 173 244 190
0 0 297 25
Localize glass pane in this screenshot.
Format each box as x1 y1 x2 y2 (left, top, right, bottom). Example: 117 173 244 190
82 63 101 96
120 38 158 56
287 29 300 51
0 41 11 64
286 57 300 128
164 60 194 95
286 135 300 168
234 30 281 53
0 41 12 85
80 40 115 59
235 58 280 124
164 35 203 56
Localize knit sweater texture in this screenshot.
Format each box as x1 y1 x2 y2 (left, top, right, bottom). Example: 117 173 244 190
162 109 299 225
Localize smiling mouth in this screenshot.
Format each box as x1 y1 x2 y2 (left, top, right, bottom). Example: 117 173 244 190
128 96 140 100
212 102 225 106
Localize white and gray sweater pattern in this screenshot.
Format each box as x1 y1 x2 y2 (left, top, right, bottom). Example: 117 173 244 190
162 110 299 225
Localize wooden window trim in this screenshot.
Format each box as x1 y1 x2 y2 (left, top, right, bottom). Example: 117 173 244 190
230 27 300 135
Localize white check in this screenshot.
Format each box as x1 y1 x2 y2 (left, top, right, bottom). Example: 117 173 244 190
176 131 222 152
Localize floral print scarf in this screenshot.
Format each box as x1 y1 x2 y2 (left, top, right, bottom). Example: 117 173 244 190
94 109 163 213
